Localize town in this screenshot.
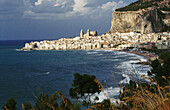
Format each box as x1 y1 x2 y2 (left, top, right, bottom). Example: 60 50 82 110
22 29 170 51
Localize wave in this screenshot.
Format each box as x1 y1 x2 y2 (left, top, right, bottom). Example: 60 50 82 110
16 49 31 52
119 73 131 84
90 87 121 103
91 53 151 103
16 49 22 51
97 54 103 56
119 55 150 83
33 71 50 75
104 58 121 61
87 52 99 54
101 50 113 52
44 72 50 74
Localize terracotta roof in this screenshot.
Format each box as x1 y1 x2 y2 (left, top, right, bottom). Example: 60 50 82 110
100 42 109 45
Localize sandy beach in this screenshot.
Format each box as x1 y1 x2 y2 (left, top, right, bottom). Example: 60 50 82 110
95 48 158 64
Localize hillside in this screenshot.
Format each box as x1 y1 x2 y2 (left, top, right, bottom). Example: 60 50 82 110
108 0 170 34
109 7 168 33
115 0 170 11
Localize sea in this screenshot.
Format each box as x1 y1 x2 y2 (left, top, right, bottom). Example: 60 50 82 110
0 40 151 109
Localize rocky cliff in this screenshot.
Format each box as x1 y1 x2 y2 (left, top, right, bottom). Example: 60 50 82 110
109 7 169 34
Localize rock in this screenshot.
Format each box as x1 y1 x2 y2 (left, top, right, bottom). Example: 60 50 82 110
162 11 170 26
109 7 166 34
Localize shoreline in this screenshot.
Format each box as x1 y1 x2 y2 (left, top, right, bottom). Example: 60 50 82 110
91 48 157 64
120 50 158 63
17 47 157 63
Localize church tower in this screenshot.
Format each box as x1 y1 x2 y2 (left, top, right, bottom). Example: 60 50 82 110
86 29 90 37
80 29 84 38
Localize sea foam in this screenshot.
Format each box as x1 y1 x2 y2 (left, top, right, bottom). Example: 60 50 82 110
91 52 151 104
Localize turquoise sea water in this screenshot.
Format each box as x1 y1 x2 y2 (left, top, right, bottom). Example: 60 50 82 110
0 40 150 109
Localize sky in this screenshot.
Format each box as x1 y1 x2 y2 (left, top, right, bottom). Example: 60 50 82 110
0 0 137 40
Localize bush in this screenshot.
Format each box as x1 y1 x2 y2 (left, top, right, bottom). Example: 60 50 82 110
69 73 102 107
115 0 169 11
160 25 170 32
2 98 17 110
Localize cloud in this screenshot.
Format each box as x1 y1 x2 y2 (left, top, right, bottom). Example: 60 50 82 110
67 0 126 18
0 0 32 19
32 0 73 14
54 0 67 8
35 0 43 6
23 10 65 20
70 0 98 16
0 0 127 20
99 1 126 15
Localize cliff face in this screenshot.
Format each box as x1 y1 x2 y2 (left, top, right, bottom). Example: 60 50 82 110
162 11 170 26
109 7 167 34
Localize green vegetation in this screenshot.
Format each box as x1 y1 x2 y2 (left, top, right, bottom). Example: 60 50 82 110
116 0 157 11
119 50 170 109
2 98 17 110
161 25 170 32
160 6 170 11
34 92 58 110
69 73 102 108
115 0 169 11
24 103 33 110
2 92 79 110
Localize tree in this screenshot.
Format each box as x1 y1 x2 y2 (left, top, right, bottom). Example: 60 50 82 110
35 91 74 110
2 98 17 110
35 92 59 110
69 73 102 108
24 102 33 110
149 52 170 87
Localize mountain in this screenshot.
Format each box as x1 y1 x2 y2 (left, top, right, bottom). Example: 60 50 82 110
108 0 170 34
115 0 170 11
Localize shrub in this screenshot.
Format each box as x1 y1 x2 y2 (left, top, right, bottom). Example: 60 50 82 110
2 98 17 110
69 73 102 107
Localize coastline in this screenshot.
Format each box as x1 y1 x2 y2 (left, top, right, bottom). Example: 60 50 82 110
120 50 158 63
17 46 157 63
92 48 157 64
